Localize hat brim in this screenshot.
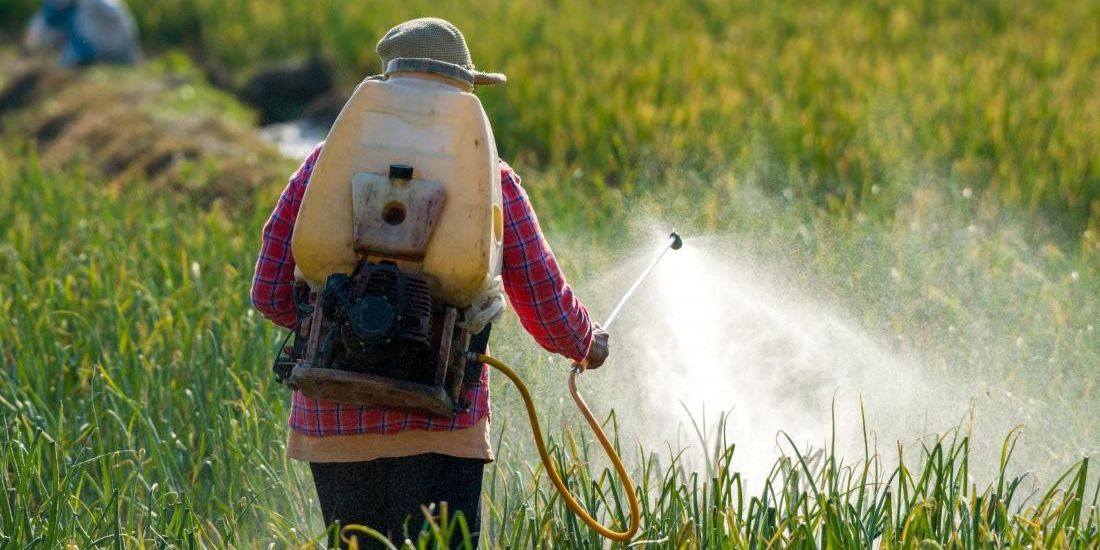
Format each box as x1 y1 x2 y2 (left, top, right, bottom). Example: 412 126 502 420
473 71 507 86
383 58 506 88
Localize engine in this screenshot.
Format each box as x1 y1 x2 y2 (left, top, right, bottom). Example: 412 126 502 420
317 261 436 383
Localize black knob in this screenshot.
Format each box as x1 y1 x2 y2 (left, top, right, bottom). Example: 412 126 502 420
669 231 683 250
389 164 414 179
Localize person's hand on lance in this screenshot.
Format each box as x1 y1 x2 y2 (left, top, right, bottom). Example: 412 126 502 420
574 323 609 370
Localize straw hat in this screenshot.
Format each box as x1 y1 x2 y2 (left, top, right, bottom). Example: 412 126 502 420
376 17 506 87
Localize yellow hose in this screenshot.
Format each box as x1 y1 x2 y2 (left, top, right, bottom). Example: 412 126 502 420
477 353 641 542
337 354 642 548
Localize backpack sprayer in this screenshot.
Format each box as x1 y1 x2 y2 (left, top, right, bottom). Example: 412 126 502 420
275 68 683 545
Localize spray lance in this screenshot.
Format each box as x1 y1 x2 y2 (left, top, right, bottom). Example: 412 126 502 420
474 231 683 542
578 230 684 365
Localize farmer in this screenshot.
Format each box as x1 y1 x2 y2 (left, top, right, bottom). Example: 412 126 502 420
250 18 609 548
22 0 142 67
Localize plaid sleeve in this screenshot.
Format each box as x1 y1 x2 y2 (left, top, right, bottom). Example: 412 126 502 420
499 162 594 362
250 144 324 329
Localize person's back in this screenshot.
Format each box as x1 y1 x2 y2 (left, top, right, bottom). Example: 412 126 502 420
251 18 609 549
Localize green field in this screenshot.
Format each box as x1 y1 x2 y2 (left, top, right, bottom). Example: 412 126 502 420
1 1 1098 548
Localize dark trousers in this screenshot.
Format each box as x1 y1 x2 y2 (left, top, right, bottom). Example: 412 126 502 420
310 454 485 549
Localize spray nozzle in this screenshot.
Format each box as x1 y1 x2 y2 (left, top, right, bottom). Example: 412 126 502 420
669 231 683 250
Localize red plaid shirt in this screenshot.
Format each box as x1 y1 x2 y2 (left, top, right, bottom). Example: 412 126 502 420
251 143 593 436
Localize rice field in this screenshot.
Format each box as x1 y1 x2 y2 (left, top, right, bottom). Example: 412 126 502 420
1 1 1098 548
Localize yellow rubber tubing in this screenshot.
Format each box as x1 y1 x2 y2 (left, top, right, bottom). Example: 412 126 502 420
476 353 641 542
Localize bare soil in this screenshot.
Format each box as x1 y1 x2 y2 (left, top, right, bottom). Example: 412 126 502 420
0 54 294 211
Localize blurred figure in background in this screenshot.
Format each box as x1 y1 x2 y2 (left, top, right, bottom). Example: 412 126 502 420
23 0 141 66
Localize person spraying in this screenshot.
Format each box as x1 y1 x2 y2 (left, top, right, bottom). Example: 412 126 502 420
250 17 608 548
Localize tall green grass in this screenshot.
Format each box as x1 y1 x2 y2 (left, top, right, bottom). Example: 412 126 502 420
1 1 1098 546
2 146 1098 548
486 415 1098 548
0 149 315 546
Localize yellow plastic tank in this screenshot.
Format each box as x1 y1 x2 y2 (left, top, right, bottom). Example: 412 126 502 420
292 74 503 307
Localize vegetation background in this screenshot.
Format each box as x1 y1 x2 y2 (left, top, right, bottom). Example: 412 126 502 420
1 0 1097 547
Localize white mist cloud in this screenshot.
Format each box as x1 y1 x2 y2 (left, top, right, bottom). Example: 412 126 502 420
592 235 963 483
